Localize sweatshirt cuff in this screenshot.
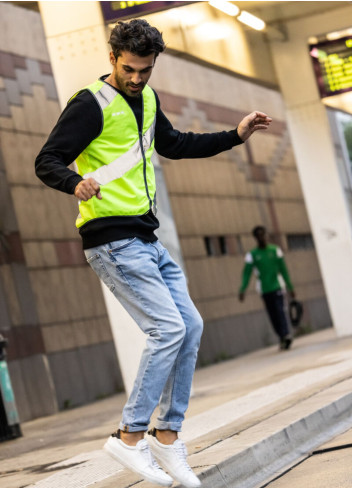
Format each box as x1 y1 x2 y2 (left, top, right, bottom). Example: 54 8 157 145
66 174 84 194
231 128 244 146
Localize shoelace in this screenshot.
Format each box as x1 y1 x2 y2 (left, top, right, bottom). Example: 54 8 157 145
139 441 162 470
174 441 193 472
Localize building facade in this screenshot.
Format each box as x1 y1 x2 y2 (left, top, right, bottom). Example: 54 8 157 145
0 1 335 420
150 52 330 365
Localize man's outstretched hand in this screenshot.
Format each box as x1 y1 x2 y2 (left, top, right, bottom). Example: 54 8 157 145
74 178 102 201
237 111 272 142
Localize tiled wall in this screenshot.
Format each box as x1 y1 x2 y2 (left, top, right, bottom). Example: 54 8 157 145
0 3 123 421
150 53 331 363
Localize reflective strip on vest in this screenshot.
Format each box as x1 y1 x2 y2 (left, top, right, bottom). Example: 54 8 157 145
83 115 156 185
94 83 119 109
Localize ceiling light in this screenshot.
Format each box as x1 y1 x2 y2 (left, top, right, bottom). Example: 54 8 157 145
326 27 352 41
195 21 232 40
308 36 319 45
209 0 240 17
237 11 266 31
165 8 204 27
327 31 344 41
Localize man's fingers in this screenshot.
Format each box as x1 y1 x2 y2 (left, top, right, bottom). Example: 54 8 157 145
79 188 92 201
74 178 102 201
89 179 101 193
252 110 271 120
249 114 272 133
252 117 272 126
76 184 90 201
251 124 270 132
257 111 270 118
258 117 272 124
249 112 272 124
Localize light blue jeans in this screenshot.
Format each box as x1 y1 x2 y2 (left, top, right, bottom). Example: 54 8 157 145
84 238 203 433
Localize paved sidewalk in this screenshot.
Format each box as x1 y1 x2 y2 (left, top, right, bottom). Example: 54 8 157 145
1 328 352 488
267 426 352 487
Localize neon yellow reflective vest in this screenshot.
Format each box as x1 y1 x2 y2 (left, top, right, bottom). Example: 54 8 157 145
72 80 157 228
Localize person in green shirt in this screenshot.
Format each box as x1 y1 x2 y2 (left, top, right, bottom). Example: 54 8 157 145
239 225 295 350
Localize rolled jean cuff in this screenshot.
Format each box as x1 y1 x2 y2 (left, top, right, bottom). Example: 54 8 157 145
119 422 148 433
154 421 182 432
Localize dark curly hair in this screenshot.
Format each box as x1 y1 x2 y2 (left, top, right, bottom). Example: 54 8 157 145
252 225 266 238
109 19 166 59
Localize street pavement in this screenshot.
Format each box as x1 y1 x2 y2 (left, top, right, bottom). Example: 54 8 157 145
1 328 352 488
267 426 352 488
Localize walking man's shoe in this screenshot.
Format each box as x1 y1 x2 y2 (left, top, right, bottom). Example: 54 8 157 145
279 335 292 351
104 432 173 487
149 433 201 488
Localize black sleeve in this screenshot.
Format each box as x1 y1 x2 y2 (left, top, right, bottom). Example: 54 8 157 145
153 91 244 160
35 90 102 194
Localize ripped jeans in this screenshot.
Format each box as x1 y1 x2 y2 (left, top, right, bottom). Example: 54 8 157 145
85 238 203 432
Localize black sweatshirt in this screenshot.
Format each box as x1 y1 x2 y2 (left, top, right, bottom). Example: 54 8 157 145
35 76 244 249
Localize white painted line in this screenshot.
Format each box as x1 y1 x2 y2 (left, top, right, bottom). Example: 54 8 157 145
48 450 105 469
181 353 352 441
31 450 123 488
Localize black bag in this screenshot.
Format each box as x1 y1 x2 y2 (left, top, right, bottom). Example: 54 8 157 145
289 300 303 327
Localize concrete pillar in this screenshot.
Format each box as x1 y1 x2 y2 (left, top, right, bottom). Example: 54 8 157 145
38 1 145 395
270 4 352 336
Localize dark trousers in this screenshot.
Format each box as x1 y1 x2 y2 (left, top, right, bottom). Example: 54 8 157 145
262 289 290 340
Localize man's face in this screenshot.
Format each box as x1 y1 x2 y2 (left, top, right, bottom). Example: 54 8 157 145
110 50 155 97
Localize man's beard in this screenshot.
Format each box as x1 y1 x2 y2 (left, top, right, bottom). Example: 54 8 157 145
114 74 144 97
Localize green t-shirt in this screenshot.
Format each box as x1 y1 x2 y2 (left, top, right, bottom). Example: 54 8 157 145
239 244 293 295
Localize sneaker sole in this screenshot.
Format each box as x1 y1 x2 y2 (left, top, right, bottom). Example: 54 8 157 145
104 442 173 487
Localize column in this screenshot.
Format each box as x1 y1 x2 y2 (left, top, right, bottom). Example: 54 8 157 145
38 1 145 395
270 4 352 336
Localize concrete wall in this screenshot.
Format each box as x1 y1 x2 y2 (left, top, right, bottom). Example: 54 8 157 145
0 3 123 421
269 1 352 337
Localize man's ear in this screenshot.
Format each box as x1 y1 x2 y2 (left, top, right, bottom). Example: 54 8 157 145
109 51 116 65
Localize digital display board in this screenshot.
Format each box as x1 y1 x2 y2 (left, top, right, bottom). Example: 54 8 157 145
309 36 352 98
101 1 194 23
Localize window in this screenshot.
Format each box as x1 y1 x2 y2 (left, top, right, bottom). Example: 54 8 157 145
204 236 239 256
287 234 315 250
219 236 227 255
204 236 221 256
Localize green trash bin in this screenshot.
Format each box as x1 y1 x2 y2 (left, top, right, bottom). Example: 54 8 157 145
0 335 22 441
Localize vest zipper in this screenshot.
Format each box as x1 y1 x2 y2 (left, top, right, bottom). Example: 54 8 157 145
125 95 153 211
139 130 152 211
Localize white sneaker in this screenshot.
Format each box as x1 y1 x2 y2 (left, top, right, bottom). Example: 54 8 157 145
149 435 201 488
104 435 173 487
